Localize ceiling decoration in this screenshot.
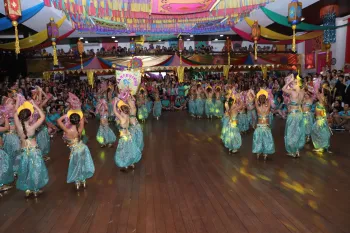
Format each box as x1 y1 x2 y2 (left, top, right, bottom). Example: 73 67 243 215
151 0 217 15
44 0 273 34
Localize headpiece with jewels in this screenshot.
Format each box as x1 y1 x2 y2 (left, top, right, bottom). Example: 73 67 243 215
256 89 269 99
17 101 34 115
117 100 128 109
67 109 83 119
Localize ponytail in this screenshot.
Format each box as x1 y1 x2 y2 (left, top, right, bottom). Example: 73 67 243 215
21 120 28 139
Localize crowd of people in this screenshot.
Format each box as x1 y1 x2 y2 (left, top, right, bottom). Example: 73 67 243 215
0 68 349 198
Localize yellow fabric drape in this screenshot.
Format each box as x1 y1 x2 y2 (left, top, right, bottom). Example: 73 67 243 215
245 18 323 41
223 65 230 79
87 70 94 88
177 66 185 83
0 16 66 49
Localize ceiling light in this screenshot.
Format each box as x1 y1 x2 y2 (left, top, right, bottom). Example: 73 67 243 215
190 35 193 37
111 36 115 38
85 41 89 43
214 38 218 41
158 40 161 42
79 37 84 40
301 17 305 21
220 35 224 37
114 40 118 42
210 0 221 12
187 39 190 41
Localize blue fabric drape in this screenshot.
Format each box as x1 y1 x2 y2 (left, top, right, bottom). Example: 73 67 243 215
0 2 44 31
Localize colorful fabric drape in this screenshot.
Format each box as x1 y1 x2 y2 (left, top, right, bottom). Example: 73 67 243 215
245 18 323 40
177 66 185 83
305 52 315 69
0 16 66 50
231 26 304 45
0 2 44 31
261 7 349 31
346 19 350 64
22 29 75 51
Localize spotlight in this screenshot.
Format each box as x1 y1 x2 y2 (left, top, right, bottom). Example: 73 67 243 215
115 40 118 42
85 41 89 43
111 36 115 38
190 35 194 37
187 39 190 41
79 37 84 40
220 35 224 37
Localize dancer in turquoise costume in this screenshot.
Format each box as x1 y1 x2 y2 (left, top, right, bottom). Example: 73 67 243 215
246 89 257 129
146 97 153 114
96 99 116 147
238 93 249 133
204 85 215 119
214 86 224 118
311 90 331 153
302 91 314 143
252 89 275 160
221 93 242 153
195 84 205 118
153 92 162 120
2 96 20 175
282 74 306 158
127 94 144 152
188 88 197 117
14 100 49 198
30 87 52 161
0 115 14 193
57 110 95 191
114 99 142 172
137 87 149 122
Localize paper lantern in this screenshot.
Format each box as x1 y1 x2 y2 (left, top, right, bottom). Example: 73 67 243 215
320 4 338 63
288 0 302 52
77 40 84 69
47 17 59 66
4 0 22 55
251 21 261 60
178 36 184 53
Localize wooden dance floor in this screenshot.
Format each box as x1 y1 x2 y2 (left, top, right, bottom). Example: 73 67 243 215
0 111 349 233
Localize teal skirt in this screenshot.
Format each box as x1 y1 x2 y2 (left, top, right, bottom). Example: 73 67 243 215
311 117 331 150
129 122 144 152
188 99 196 116
252 124 275 155
195 98 205 116
303 112 315 136
67 141 95 183
16 147 49 191
96 124 117 145
247 109 257 128
115 134 142 168
36 125 50 156
0 148 14 185
153 101 162 118
137 105 149 121
146 101 153 114
284 111 306 154
3 132 20 173
238 112 249 132
222 123 242 151
214 99 224 118
205 99 215 117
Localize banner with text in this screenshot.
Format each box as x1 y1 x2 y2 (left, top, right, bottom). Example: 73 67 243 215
116 70 141 95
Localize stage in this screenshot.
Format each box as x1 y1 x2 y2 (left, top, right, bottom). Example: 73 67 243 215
0 112 349 233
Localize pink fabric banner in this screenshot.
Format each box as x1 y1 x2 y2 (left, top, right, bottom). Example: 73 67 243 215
102 42 118 51
317 51 332 73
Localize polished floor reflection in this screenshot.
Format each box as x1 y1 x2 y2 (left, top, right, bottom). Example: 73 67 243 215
0 111 349 233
